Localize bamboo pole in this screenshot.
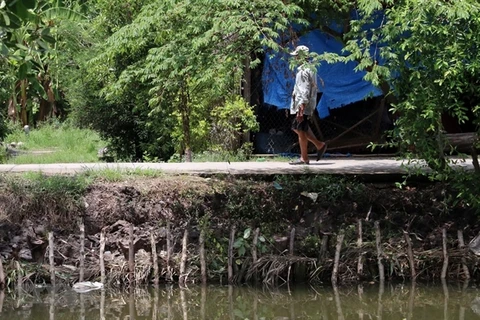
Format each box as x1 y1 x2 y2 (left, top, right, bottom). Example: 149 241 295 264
151 233 159 287
179 228 188 286
228 225 236 284
79 219 85 282
199 228 207 285
374 221 385 282
49 231 55 286
289 228 295 255
457 230 470 280
129 223 135 285
0 256 4 290
441 228 448 280
331 230 345 286
166 221 172 282
357 219 364 279
100 228 106 285
403 230 416 280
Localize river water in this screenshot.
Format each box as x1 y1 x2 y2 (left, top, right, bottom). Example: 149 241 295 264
1 282 480 319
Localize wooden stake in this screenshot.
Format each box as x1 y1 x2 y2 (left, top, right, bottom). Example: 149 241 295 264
331 230 345 286
166 220 172 282
252 228 260 263
49 231 55 286
0 252 5 289
100 228 106 285
441 228 448 280
333 283 345 320
79 219 85 282
179 228 188 286
318 234 328 263
228 225 236 284
251 227 260 282
100 289 105 320
151 233 159 287
289 228 295 255
403 230 416 280
199 229 207 285
128 223 135 285
0 289 4 313
357 219 364 279
374 221 385 282
457 230 470 280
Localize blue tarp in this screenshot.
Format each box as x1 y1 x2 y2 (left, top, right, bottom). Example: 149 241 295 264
262 29 383 118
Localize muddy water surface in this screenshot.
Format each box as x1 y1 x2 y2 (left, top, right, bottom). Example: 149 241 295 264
1 282 480 319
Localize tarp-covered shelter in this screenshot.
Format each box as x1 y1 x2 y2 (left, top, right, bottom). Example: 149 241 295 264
254 19 392 155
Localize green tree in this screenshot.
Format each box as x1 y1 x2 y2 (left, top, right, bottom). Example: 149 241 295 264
0 0 84 128
79 0 301 161
310 0 480 209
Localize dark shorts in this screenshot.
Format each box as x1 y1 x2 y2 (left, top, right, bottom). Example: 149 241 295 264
291 115 310 132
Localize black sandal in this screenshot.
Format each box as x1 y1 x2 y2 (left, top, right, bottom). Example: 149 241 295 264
316 144 327 161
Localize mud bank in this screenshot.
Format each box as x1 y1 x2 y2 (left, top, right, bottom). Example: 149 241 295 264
0 174 479 288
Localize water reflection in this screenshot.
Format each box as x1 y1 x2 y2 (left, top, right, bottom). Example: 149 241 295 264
1 282 480 319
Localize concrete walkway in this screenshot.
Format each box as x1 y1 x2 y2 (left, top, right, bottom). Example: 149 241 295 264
0 157 474 176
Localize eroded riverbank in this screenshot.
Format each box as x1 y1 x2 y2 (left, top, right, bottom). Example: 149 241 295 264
0 173 479 288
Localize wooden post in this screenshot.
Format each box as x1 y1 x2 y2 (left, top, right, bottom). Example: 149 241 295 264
457 230 470 280
151 233 159 287
100 228 106 285
318 234 328 263
49 286 55 320
199 229 207 285
179 228 188 286
289 228 295 255
15 261 21 295
0 289 4 313
333 282 345 320
129 223 135 285
403 230 416 280
166 221 172 282
100 289 105 320
357 219 364 280
331 230 345 286
0 253 5 289
228 225 236 284
441 228 448 280
374 221 385 282
79 219 85 282
252 228 260 263
49 231 55 286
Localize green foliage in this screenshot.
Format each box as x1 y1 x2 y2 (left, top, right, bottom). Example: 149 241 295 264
77 0 301 161
233 228 267 265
